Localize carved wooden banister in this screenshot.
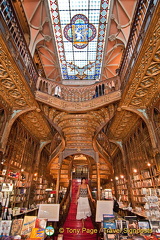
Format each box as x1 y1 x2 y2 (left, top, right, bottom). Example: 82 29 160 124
57 180 71 229
88 183 100 235
0 0 38 86
95 132 112 164
96 140 112 164
97 131 111 153
36 75 120 102
119 0 157 88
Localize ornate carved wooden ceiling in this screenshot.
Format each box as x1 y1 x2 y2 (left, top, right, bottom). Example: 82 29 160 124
39 103 115 150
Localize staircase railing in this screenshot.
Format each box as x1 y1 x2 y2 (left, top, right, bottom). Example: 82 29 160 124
0 0 38 89
119 0 158 89
97 132 111 153
36 76 120 102
88 183 101 238
94 131 112 164
57 180 71 229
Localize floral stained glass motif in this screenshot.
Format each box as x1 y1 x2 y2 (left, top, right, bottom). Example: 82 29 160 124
48 0 110 81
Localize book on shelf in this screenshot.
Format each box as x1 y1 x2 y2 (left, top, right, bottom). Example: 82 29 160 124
155 176 160 185
10 218 23 236
151 166 157 176
143 179 152 187
149 220 160 233
103 214 115 222
1 183 13 192
29 228 45 239
0 220 12 236
137 220 151 229
103 222 116 231
134 181 142 188
141 170 150 178
125 216 138 234
21 216 37 237
35 218 47 229
121 220 128 236
133 175 140 181
115 220 122 230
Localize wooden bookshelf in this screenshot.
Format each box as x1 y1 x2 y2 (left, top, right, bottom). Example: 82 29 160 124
30 176 49 205
130 163 160 211
115 178 129 205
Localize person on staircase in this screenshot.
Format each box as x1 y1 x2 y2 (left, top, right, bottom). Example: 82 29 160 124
76 177 95 226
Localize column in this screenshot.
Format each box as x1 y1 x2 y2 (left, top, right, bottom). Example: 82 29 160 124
96 152 101 200
55 152 63 203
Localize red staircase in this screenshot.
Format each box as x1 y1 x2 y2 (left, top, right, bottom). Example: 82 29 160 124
60 179 97 240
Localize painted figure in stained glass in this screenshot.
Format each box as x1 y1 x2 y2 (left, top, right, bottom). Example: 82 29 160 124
64 14 96 49
73 23 88 43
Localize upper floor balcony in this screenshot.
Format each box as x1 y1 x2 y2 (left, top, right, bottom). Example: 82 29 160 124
0 0 38 91
0 0 158 99
35 76 121 112
119 0 158 89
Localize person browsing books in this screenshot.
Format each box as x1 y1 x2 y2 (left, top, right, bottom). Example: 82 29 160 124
76 177 95 225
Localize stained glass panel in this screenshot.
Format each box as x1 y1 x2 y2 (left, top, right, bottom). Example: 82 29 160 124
48 0 110 81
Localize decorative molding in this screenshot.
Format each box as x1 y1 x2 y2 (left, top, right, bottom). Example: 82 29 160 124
35 90 121 112
122 19 160 107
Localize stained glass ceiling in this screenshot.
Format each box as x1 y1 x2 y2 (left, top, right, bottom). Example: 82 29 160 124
48 0 110 81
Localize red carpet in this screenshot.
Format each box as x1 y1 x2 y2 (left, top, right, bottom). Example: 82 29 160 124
59 179 97 240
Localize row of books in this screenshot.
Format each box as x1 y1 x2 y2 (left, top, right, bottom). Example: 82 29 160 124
133 196 145 203
10 161 22 168
35 190 46 194
132 179 153 188
16 181 31 187
38 178 48 184
133 175 141 181
33 195 47 200
155 176 160 185
116 179 127 185
36 185 48 189
117 185 127 190
16 188 27 194
141 170 151 179
117 189 128 195
0 216 47 238
12 195 27 202
119 195 129 201
103 214 160 235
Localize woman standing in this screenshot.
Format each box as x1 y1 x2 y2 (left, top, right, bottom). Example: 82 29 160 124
76 177 95 224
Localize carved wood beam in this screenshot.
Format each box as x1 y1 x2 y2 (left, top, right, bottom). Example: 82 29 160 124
120 106 158 152
35 90 121 113
1 107 38 152
35 140 52 170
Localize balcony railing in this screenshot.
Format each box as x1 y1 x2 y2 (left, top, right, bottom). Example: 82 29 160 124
0 0 38 86
36 76 120 102
119 0 158 88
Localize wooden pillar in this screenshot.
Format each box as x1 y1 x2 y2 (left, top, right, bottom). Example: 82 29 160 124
55 152 63 203
96 152 101 200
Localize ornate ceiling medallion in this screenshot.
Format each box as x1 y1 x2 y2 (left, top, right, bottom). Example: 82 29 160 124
64 14 96 49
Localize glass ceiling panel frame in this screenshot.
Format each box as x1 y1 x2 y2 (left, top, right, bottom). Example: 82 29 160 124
48 0 110 81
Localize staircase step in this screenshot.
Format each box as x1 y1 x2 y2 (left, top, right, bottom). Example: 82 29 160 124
59 180 97 240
